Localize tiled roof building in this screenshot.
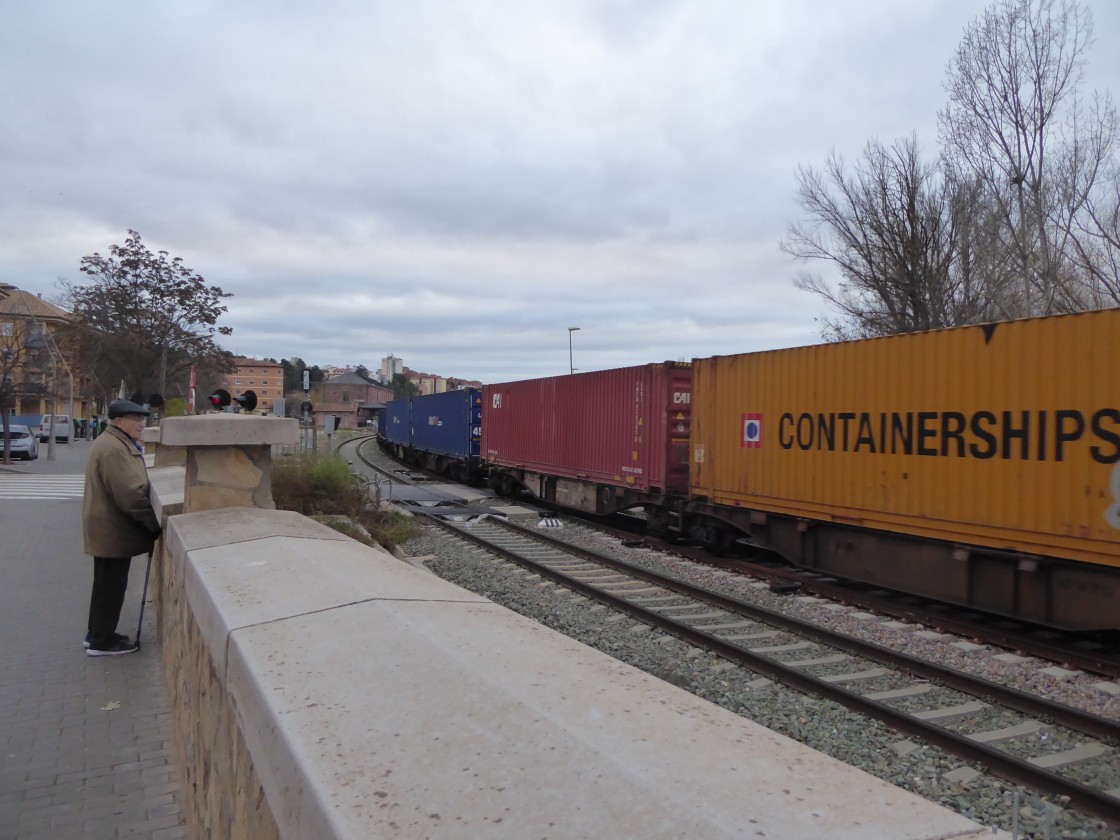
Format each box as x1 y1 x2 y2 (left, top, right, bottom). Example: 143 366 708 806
216 357 284 410
0 284 89 421
308 371 393 430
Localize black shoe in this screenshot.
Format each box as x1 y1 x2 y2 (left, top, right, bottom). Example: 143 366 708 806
87 640 139 657
83 632 130 649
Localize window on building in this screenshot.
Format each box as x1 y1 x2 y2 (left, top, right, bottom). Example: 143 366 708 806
342 391 350 402
235 379 242 385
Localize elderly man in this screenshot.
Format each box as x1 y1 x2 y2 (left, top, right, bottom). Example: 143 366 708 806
82 399 162 656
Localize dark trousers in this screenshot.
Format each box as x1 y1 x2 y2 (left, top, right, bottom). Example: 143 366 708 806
87 557 133 648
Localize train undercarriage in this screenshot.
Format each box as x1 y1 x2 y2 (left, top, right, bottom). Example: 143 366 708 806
678 500 1120 633
386 448 1117 632
490 466 1118 632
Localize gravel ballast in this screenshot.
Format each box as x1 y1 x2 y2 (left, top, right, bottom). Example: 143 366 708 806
405 518 1120 840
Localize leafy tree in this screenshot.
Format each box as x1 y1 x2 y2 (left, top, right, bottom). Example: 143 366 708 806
281 358 304 393
281 357 325 393
390 373 420 399
353 364 370 380
161 396 189 417
60 230 234 403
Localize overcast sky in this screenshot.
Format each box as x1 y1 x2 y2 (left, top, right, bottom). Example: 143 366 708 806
3 1 1118 384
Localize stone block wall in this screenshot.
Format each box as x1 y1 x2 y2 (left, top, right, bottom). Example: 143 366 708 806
156 534 280 840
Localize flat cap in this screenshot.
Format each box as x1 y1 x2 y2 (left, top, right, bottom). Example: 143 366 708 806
108 399 150 418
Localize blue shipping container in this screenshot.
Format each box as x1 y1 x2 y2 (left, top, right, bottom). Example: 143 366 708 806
383 399 412 447
409 389 482 460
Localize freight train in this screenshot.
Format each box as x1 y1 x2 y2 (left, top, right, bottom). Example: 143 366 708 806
378 309 1120 631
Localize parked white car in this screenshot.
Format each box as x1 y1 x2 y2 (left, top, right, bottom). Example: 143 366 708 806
5 424 40 460
38 414 71 443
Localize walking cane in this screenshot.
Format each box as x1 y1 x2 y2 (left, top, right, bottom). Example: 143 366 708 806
135 547 154 648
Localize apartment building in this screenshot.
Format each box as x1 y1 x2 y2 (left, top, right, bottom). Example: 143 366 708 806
216 357 285 408
0 284 89 421
380 354 404 382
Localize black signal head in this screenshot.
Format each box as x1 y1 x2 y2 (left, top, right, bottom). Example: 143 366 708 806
234 390 257 412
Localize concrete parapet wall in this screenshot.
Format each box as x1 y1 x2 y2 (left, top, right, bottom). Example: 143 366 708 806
158 522 281 840
147 492 1002 838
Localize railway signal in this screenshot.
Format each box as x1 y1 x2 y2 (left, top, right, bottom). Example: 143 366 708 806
233 390 257 412
207 388 257 412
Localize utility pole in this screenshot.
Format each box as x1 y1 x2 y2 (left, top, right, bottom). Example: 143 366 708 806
47 357 57 461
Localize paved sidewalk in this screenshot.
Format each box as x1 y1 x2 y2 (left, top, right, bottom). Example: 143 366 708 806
0 440 190 839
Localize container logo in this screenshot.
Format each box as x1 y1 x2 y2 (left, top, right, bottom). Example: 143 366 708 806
775 408 1120 463
742 413 762 448
428 416 442 426
492 394 502 409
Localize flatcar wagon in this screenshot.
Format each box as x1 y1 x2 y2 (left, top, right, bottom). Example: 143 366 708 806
688 309 1120 630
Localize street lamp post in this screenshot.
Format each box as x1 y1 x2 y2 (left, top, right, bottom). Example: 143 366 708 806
568 327 580 375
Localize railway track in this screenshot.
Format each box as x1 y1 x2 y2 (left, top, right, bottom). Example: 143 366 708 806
572 510 1120 682
709 554 1120 681
346 430 1120 681
420 512 1120 827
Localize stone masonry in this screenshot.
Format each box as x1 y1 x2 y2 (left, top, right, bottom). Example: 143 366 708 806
158 415 298 513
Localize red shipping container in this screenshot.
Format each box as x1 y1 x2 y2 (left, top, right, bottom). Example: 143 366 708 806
483 363 692 511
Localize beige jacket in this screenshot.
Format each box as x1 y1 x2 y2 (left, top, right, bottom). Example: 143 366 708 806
82 425 161 558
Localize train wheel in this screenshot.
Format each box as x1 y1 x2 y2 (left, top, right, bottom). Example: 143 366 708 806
702 526 734 556
598 485 613 514
493 474 519 499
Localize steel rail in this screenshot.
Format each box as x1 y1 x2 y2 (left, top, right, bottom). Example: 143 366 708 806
591 511 1120 680
714 555 1120 680
422 514 1120 826
493 519 1120 743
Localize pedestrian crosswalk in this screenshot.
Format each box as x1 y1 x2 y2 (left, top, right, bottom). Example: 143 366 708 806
0 474 85 500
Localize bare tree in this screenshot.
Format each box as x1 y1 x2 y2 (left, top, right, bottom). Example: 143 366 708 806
939 0 1117 315
1068 150 1120 305
782 135 985 339
0 319 31 464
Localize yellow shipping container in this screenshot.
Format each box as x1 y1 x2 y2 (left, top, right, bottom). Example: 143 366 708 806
691 309 1120 573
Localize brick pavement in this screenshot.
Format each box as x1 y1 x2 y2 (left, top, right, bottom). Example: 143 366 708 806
0 438 190 839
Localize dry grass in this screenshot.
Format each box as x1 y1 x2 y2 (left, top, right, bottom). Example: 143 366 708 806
272 453 416 549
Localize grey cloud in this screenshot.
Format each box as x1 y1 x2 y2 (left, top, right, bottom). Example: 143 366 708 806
3 0 1117 383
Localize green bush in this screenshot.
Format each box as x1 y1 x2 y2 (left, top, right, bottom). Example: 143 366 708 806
272 453 416 549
